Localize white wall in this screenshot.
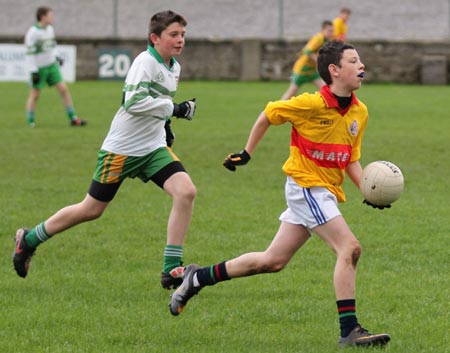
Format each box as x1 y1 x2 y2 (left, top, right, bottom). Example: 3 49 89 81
0 0 449 41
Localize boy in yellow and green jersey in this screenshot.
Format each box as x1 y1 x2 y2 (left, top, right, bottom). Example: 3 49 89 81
281 20 335 100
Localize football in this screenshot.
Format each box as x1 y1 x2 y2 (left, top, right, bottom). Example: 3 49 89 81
360 161 404 206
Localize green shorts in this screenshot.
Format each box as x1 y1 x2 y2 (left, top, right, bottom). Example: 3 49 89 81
290 67 320 86
32 62 63 89
89 147 186 202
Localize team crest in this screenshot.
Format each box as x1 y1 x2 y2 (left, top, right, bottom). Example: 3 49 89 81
349 120 359 136
155 71 165 83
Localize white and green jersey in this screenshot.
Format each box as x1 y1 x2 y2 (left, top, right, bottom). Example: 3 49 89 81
101 46 180 156
25 24 59 72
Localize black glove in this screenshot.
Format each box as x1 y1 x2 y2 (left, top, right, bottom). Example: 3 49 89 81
56 56 64 66
173 98 196 120
223 150 251 171
363 199 391 210
164 119 175 147
31 72 40 85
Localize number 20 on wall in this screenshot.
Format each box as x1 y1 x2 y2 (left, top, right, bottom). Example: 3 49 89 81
98 49 131 80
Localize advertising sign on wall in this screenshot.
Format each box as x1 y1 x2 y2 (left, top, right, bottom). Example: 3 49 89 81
0 44 77 82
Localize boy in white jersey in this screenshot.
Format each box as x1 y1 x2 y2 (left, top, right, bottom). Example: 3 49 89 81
14 10 197 291
25 6 86 127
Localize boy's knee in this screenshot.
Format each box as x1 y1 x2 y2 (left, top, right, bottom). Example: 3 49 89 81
351 242 362 267
260 257 286 273
84 210 103 222
188 184 197 200
267 262 285 273
82 204 106 221
56 83 69 94
30 91 40 101
178 183 196 202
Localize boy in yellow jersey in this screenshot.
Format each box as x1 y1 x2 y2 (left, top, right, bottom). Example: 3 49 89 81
14 11 196 291
170 41 391 348
333 8 352 42
281 20 334 100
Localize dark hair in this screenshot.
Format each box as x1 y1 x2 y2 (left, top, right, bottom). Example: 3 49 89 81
321 20 333 29
36 6 52 21
148 10 187 46
317 40 355 85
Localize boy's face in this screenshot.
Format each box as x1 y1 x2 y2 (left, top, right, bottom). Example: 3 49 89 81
41 11 54 26
333 49 365 91
341 12 351 21
323 25 335 41
151 22 186 61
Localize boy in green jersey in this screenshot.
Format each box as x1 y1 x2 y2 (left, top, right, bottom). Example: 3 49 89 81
25 6 86 127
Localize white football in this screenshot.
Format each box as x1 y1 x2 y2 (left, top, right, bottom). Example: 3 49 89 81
360 161 404 206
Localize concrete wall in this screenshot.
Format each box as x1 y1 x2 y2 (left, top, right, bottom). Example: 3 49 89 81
2 36 446 84
1 0 449 41
1 0 449 83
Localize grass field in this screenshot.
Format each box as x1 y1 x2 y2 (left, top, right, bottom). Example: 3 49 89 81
0 81 448 353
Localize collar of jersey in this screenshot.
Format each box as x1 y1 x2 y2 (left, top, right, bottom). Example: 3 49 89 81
320 85 359 116
147 45 176 71
34 23 47 29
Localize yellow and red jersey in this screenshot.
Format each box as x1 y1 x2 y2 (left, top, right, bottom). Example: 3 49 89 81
292 32 326 74
333 16 348 41
264 85 368 202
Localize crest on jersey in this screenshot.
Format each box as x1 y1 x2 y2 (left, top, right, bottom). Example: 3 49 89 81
349 120 359 136
155 71 165 83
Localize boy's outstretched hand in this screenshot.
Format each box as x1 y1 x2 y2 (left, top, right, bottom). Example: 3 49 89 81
363 199 391 210
223 150 251 171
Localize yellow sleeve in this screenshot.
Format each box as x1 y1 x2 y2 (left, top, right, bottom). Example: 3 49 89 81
303 33 324 55
333 17 347 40
264 93 314 125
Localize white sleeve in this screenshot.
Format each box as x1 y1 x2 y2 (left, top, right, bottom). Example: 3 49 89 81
122 57 174 118
24 28 38 73
50 26 60 60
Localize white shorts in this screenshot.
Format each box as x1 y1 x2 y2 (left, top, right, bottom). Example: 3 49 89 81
279 177 341 232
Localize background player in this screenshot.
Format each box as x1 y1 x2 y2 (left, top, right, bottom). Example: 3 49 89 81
14 10 196 291
25 6 86 127
333 7 352 42
281 20 335 100
170 40 391 348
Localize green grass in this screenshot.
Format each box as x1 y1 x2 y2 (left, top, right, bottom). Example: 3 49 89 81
0 81 449 353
